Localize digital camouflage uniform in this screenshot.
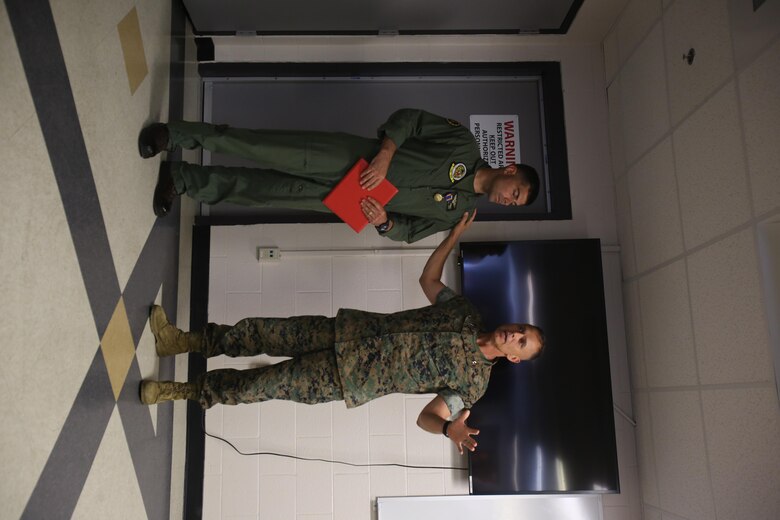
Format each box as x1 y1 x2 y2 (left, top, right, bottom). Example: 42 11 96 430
167 108 488 243
197 287 495 414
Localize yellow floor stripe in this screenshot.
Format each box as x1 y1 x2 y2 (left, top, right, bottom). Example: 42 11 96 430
117 7 148 95
100 297 137 400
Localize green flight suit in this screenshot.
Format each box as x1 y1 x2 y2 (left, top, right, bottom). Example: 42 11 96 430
168 109 488 243
196 287 495 414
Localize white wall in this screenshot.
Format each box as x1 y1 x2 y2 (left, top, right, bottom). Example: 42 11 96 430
199 35 641 520
605 1 780 519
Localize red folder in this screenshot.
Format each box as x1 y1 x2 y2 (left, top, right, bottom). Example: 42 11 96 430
323 158 398 233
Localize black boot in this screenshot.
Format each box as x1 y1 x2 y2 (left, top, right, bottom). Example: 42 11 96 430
138 123 170 158
153 162 179 217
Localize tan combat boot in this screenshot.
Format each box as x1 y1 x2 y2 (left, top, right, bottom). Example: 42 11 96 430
140 380 198 404
149 305 202 356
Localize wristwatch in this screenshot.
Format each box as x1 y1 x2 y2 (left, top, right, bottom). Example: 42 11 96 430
375 219 391 234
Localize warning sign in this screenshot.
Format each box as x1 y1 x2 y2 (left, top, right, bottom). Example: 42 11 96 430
469 115 521 168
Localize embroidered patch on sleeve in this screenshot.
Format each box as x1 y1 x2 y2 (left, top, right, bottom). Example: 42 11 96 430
448 162 467 183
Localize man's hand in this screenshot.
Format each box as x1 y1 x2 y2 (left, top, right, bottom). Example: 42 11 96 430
417 397 480 455
447 210 477 242
448 410 480 455
361 196 388 226
360 136 397 190
359 152 390 190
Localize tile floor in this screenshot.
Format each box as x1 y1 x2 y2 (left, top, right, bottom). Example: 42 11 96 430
1 1 198 518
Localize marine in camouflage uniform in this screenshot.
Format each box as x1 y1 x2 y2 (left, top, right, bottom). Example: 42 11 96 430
196 287 493 415
141 212 544 454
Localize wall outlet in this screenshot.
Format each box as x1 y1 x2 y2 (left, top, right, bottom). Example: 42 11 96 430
257 247 281 262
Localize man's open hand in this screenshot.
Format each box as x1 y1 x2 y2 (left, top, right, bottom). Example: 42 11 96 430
448 410 480 455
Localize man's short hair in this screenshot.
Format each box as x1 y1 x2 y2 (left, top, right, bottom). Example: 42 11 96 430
527 325 546 361
516 164 541 206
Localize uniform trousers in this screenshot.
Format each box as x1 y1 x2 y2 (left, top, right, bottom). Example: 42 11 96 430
197 316 343 409
167 121 380 211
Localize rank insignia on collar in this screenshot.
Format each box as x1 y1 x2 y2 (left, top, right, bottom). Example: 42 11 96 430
446 118 461 127
445 192 458 210
448 162 467 183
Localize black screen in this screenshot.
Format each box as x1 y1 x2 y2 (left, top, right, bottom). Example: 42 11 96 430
461 239 619 494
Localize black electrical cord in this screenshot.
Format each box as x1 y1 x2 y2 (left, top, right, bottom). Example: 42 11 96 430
201 415 468 471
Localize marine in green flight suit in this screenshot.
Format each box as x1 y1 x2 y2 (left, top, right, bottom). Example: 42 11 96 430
139 109 541 243
140 213 546 454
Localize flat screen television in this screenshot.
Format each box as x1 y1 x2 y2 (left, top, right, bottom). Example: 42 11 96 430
460 239 619 494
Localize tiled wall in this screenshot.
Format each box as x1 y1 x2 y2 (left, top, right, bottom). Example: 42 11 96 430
605 0 780 519
199 32 642 520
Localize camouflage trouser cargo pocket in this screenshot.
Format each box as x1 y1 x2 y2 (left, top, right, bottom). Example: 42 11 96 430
202 316 336 358
198 349 343 409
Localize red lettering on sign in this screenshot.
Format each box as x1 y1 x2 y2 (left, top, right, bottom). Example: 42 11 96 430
504 121 516 164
